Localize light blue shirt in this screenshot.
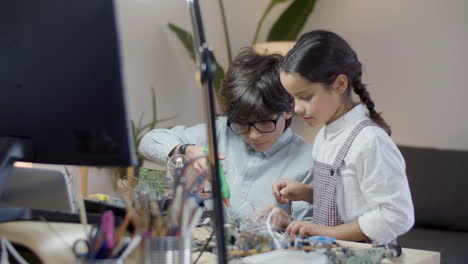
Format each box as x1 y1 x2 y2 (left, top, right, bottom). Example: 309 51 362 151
139 117 313 219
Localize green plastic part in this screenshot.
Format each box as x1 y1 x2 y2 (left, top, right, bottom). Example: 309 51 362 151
204 146 231 200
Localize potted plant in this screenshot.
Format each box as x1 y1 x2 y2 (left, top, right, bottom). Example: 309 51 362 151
168 0 318 95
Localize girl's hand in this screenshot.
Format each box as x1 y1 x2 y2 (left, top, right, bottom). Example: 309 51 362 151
256 204 292 229
286 221 334 238
272 179 313 204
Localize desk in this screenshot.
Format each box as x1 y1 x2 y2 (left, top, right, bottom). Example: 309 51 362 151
0 222 440 264
0 221 87 264
192 227 441 264
337 240 440 264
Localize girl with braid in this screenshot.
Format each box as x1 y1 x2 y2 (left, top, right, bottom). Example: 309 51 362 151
271 30 414 245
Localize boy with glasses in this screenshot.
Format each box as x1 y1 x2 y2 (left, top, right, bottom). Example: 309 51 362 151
139 48 313 221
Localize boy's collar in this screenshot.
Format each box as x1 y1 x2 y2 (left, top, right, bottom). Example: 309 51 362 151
253 128 293 157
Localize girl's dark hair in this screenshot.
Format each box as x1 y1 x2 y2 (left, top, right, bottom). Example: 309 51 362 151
220 48 293 128
281 30 391 135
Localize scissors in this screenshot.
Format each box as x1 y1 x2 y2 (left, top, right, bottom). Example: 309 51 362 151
72 225 102 260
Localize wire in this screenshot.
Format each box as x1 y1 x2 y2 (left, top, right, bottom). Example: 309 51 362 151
1 238 30 264
266 209 282 249
38 216 75 254
1 238 7 264
193 228 215 264
238 201 256 216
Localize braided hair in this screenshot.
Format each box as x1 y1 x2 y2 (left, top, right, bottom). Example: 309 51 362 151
281 30 391 135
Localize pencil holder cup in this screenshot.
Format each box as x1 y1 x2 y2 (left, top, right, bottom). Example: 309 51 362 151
145 236 192 264
78 258 123 264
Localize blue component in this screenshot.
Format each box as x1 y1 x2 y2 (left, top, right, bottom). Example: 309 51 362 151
310 236 336 244
296 241 303 249
269 241 276 250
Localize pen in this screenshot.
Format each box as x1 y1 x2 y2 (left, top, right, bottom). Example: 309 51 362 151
100 211 115 249
187 207 203 235
171 185 184 225
115 210 132 246
181 197 197 235
119 234 142 260
110 236 131 258
149 199 164 238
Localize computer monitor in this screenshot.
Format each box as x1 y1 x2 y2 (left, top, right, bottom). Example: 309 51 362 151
0 0 137 196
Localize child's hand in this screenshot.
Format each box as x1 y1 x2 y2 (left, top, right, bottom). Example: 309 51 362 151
184 145 225 176
256 204 292 229
272 179 313 204
286 221 332 238
177 145 226 192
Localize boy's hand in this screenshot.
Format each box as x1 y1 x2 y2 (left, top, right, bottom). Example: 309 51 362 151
184 145 208 174
256 204 292 229
272 179 313 204
286 221 333 238
175 145 226 193
183 145 225 176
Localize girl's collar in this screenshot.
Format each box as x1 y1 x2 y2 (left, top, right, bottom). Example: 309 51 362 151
323 104 367 140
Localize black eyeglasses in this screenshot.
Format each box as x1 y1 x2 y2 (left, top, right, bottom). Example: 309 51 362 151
227 114 282 134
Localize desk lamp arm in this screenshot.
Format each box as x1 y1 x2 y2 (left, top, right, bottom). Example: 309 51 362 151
187 0 227 263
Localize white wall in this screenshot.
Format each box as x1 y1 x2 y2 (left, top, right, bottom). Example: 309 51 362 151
300 0 468 150
114 0 293 128
116 0 203 128
119 0 468 151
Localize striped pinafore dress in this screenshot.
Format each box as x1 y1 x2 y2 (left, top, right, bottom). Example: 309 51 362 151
312 120 378 226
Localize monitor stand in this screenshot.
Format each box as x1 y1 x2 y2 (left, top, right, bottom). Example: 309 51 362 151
0 137 33 196
0 138 37 222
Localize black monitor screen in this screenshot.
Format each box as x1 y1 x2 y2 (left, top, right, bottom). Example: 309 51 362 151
0 0 137 166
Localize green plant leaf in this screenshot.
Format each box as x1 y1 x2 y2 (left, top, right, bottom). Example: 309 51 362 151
167 23 225 96
252 0 291 44
218 0 233 63
214 61 225 95
266 0 317 41
131 120 140 161
131 120 137 145
156 114 179 124
149 88 158 131
168 23 195 61
137 112 144 133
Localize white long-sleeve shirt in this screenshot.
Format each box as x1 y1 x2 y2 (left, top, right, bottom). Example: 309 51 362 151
312 104 414 244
